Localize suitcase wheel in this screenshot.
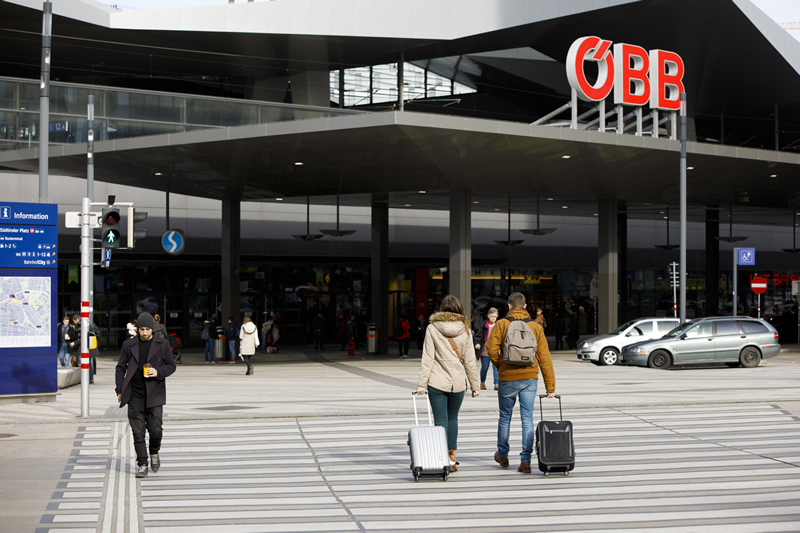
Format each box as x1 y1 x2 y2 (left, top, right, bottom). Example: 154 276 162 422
564 470 569 476
442 469 448 481
544 471 549 477
413 472 419 482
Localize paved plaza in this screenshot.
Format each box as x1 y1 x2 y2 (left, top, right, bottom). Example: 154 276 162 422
2 346 800 532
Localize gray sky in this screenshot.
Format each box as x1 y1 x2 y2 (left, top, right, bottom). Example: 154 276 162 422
97 0 800 42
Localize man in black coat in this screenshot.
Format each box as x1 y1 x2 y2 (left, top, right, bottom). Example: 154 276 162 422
115 312 177 478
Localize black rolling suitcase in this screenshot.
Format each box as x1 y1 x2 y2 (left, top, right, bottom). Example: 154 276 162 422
535 394 575 476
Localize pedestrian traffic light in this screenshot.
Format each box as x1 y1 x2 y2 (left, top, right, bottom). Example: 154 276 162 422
127 207 148 249
101 207 121 249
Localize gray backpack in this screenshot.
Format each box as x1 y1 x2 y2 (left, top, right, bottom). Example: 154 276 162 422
502 317 537 366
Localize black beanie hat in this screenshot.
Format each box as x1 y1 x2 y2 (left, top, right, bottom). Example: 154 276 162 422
137 312 155 330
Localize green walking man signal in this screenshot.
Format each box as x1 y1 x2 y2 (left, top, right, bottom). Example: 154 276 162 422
101 207 121 249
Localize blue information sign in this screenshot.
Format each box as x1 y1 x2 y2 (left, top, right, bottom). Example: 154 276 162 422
0 202 57 225
0 225 58 268
162 229 186 255
738 247 755 266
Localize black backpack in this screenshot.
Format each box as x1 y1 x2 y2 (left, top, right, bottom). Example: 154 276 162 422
394 320 405 337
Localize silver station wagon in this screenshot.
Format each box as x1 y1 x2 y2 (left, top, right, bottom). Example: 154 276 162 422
576 317 680 366
621 317 781 369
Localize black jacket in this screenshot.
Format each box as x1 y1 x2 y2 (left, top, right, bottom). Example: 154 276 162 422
115 335 176 409
312 315 326 335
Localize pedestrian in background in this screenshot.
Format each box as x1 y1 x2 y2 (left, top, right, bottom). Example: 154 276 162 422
227 316 239 363
313 311 326 350
271 313 281 346
416 314 426 350
207 314 219 363
416 294 479 473
346 313 357 357
201 318 213 363
115 312 176 478
126 318 138 340
337 310 346 350
57 316 70 367
152 314 168 339
396 311 411 358
239 316 258 375
261 314 273 352
554 310 565 350
474 307 500 390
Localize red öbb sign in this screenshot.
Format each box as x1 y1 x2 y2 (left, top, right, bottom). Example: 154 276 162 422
751 276 767 294
566 36 685 111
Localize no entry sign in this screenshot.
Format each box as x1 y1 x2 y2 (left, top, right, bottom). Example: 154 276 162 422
751 276 767 294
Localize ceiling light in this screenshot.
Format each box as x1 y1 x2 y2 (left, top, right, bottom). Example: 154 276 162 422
418 191 426 194
547 198 554 201
473 201 479 204
495 208 500 211
154 172 162 176
593 213 598 216
295 162 303 166
663 216 668 219
562 155 571 159
659 211 665 214
404 204 411 207
771 174 778 178
562 205 568 209
687 166 694 170
276 198 283 201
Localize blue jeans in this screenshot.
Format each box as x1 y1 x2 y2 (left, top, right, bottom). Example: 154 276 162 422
427 386 465 451
480 356 498 384
58 344 68 366
228 340 237 361
497 379 538 463
204 339 215 361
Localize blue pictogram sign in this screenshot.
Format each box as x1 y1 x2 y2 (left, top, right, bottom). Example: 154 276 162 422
162 229 186 256
738 247 755 266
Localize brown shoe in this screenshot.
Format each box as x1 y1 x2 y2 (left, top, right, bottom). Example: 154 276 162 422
480 383 486 390
448 450 458 472
517 462 531 473
494 451 509 468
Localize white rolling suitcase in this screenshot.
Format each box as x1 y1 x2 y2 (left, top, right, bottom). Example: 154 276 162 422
407 391 450 482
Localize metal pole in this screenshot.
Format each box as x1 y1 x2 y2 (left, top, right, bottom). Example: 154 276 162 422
80 196 91 417
733 247 738 316
87 96 95 356
398 51 404 112
679 92 687 323
39 0 53 201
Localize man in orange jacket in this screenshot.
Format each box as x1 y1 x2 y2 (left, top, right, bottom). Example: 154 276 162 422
486 292 556 474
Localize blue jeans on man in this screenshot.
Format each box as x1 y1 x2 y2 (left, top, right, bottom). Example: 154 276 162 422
480 356 498 385
58 343 68 366
228 339 237 362
204 338 215 362
496 379 538 463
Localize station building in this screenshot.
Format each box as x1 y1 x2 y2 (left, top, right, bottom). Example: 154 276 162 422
1 0 799 351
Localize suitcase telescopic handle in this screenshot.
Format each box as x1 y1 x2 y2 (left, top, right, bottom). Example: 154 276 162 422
538 394 563 421
412 391 434 427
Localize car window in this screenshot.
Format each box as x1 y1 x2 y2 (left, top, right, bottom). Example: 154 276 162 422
611 320 640 335
714 320 741 336
737 320 768 334
634 321 653 335
684 322 713 338
657 320 679 333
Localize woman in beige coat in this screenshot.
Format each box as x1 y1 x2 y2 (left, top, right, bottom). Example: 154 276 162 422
416 295 480 472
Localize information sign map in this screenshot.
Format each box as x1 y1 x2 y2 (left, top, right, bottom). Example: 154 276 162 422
0 274 53 349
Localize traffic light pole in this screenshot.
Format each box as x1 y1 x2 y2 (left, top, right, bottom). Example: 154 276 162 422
80 197 91 417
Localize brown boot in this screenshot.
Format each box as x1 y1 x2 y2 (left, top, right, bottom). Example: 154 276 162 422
517 462 531 473
448 450 458 472
494 451 509 468
480 382 486 390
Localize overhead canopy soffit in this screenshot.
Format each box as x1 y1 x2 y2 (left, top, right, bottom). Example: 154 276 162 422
2 112 798 211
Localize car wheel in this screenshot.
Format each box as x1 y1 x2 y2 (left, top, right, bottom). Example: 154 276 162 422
598 347 620 366
647 350 671 369
739 347 761 368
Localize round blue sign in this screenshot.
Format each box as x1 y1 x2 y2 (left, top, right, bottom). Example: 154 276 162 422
162 229 186 255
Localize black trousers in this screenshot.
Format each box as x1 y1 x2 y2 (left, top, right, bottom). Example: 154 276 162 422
128 397 163 466
398 338 409 356
314 332 324 350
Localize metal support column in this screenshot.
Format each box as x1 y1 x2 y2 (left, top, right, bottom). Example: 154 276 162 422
221 199 241 327
449 188 472 314
598 198 618 334
371 193 389 354
38 0 52 201
679 93 688 323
